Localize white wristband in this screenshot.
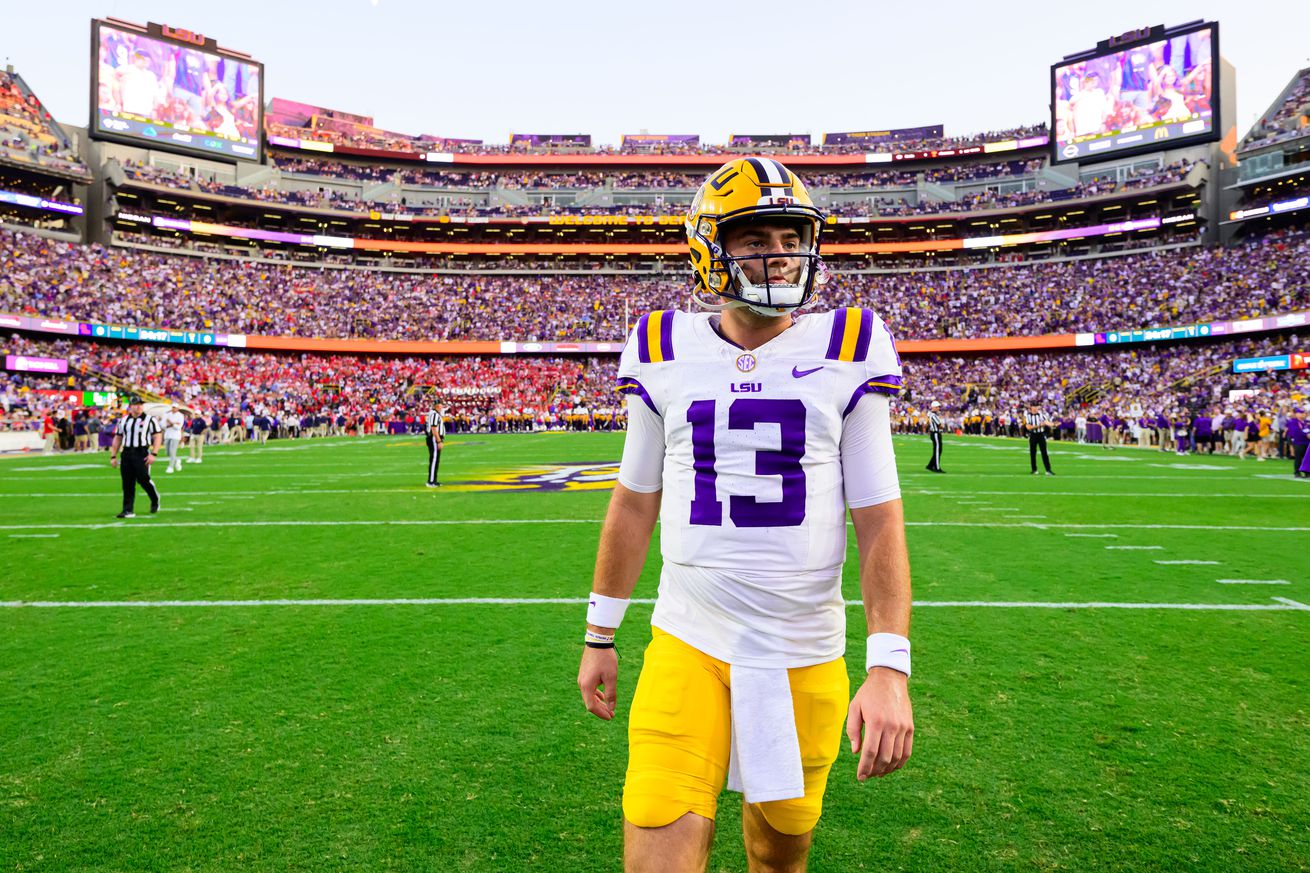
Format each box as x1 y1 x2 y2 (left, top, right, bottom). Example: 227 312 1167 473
866 633 911 677
587 592 630 629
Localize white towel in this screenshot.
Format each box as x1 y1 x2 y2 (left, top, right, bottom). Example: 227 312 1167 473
726 665 805 804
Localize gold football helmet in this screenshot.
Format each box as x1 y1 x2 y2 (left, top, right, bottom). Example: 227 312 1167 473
685 157 827 316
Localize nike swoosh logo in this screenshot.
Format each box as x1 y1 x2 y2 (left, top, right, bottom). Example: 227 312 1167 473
890 648 909 654
792 365 824 378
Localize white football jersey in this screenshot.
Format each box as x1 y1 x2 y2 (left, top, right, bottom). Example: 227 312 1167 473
617 307 903 667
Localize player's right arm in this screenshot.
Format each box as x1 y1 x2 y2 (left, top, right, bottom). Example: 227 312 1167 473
578 481 661 721
109 432 121 468
578 355 665 721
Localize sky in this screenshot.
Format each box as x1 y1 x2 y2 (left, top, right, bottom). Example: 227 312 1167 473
5 0 1310 146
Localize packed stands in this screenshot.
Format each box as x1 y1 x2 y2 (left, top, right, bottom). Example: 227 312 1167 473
113 154 1197 227
265 103 1047 156
4 332 1304 449
0 70 90 178
1240 67 1310 151
5 226 1302 343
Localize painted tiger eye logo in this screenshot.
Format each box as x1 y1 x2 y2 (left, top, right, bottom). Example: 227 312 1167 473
736 353 758 373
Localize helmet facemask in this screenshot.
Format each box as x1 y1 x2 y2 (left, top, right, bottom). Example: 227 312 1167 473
695 213 828 317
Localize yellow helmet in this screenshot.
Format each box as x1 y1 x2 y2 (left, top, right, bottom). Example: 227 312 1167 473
686 157 826 316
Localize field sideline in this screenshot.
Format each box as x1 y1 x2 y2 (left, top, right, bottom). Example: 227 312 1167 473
2 432 1308 871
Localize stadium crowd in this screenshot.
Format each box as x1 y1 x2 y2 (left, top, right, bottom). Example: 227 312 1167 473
6 225 1303 343
264 121 1048 157
0 70 89 177
0 334 622 438
3 331 1306 470
1241 67 1310 151
116 156 1196 223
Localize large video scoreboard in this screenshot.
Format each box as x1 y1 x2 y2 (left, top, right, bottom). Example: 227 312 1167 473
90 18 263 162
1052 21 1218 163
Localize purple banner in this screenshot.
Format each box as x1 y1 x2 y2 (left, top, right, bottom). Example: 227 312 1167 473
621 134 700 148
823 125 944 145
509 133 592 147
417 135 484 146
729 133 812 146
0 190 84 215
267 97 337 127
5 354 68 374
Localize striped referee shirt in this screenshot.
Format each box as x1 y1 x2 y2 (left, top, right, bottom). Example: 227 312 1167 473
928 412 945 433
426 411 446 438
117 413 162 449
1024 411 1048 432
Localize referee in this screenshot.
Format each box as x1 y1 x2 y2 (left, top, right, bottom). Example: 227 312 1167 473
425 403 447 487
109 396 162 518
926 401 945 473
1024 402 1055 476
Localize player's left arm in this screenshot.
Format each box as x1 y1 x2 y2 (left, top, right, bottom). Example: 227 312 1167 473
838 329 913 782
847 500 914 781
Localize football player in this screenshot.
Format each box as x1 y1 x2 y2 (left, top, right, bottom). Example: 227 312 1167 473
577 157 914 872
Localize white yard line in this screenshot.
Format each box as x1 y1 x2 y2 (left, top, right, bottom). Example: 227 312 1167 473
1216 579 1291 585
1154 560 1220 565
8 533 59 539
1271 597 1310 610
0 520 1305 533
0 598 1303 612
911 491 1308 499
0 519 604 531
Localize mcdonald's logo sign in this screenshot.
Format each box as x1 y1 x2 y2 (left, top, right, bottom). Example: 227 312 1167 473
1153 127 1171 141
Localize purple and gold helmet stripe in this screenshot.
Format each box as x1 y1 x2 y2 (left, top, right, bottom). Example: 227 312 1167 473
615 378 658 413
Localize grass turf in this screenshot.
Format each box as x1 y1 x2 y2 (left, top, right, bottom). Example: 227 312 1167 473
1 433 1308 871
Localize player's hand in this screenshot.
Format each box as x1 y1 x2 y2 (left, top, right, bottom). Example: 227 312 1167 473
577 646 619 721
110 457 119 468
846 667 913 781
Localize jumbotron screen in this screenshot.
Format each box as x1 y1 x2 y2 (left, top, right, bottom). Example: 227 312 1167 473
1052 22 1216 162
92 20 263 161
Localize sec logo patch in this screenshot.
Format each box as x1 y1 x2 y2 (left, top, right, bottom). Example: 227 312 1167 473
735 353 757 373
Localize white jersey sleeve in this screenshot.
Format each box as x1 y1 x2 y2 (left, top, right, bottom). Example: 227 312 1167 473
618 395 664 493
841 393 900 508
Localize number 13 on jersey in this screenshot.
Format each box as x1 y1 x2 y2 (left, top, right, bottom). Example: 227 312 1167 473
686 398 807 528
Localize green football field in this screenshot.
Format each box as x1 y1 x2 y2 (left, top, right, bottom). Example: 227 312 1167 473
2 433 1308 872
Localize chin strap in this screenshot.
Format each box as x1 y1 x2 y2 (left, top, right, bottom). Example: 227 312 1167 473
691 286 823 318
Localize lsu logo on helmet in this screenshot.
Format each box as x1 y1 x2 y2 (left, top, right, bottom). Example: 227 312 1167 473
686 157 828 317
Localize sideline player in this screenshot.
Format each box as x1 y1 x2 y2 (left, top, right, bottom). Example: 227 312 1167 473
109 396 162 518
163 402 186 473
577 158 913 873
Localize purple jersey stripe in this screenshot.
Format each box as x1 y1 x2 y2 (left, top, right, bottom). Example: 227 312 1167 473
842 376 904 417
615 378 658 414
852 309 874 362
659 310 675 362
825 308 847 360
635 314 652 364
